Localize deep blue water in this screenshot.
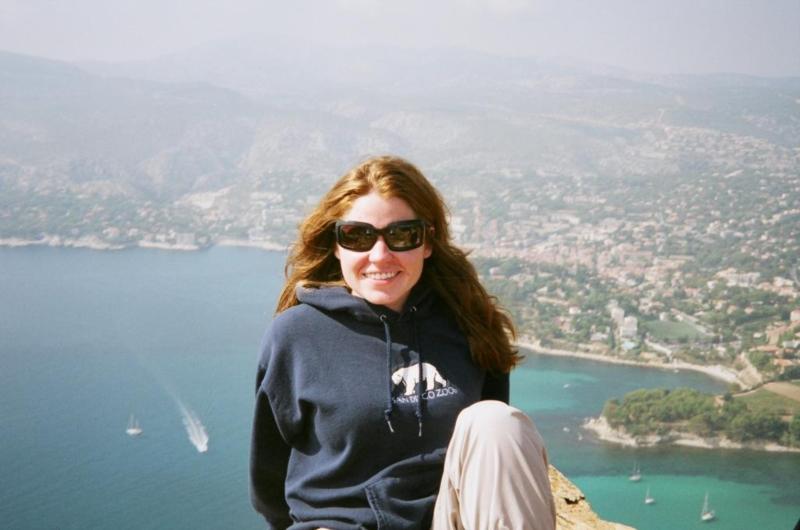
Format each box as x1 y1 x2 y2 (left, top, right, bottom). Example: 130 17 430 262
1 246 798 529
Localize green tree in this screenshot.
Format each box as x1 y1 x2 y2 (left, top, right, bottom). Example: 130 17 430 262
789 416 800 447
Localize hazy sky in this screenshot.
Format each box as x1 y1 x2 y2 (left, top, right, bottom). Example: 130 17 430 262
1 0 798 76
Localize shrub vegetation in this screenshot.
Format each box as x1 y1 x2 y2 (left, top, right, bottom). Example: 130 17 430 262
602 387 800 447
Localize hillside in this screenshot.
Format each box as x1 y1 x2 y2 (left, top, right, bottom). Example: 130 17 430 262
2 47 799 247
3 48 799 380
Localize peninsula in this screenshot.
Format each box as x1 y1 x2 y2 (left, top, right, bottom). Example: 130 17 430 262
583 386 800 453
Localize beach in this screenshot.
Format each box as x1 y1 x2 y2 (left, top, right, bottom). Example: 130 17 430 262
517 339 745 388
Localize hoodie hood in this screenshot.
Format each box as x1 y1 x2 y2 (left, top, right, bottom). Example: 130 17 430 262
295 281 435 323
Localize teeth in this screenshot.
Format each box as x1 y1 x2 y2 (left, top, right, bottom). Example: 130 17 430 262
364 271 398 280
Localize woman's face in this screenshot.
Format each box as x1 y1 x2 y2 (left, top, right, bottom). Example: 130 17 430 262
335 190 431 312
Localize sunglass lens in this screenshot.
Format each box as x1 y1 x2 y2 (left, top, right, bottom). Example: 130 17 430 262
386 223 423 251
338 224 376 251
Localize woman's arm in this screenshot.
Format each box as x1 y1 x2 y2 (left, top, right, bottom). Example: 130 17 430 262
250 365 293 528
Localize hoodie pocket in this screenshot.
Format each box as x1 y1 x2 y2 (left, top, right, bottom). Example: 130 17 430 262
364 459 442 530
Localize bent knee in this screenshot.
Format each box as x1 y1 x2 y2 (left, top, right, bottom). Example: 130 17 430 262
457 400 517 426
455 401 543 443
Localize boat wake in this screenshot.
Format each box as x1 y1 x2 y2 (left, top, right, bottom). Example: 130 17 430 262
132 354 210 453
178 401 209 453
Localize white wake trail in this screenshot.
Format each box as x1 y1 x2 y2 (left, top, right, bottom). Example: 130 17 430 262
178 401 209 453
130 353 210 453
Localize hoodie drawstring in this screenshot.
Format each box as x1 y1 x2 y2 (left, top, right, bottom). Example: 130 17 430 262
410 306 423 437
380 314 395 434
381 308 424 437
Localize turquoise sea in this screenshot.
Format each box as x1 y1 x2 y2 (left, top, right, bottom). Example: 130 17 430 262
1 246 798 529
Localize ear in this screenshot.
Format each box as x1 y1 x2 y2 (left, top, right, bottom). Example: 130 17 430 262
334 246 340 260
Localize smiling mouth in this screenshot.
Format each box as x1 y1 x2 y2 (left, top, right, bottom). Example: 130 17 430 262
363 271 400 280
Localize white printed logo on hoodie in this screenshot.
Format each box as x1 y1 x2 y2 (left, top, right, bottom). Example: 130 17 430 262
391 362 457 403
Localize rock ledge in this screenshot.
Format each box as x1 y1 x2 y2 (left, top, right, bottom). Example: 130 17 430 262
550 466 635 530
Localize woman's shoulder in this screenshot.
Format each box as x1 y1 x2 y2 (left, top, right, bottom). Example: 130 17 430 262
258 305 317 370
266 303 328 340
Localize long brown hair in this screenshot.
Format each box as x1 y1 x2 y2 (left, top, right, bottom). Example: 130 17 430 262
275 155 520 373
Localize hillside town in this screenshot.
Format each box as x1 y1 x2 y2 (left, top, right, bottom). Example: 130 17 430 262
6 157 799 388
2 62 799 388
462 166 799 388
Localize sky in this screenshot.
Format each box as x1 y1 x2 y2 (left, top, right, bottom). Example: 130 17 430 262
0 0 798 77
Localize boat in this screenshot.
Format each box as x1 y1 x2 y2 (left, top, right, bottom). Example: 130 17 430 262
126 414 143 436
700 492 715 522
629 463 642 482
644 487 655 505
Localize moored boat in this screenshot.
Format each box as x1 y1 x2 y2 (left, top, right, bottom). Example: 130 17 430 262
629 463 642 482
126 414 143 436
700 492 715 522
644 487 655 505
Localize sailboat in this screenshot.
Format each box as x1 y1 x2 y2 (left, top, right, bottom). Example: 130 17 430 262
629 463 642 482
644 487 655 505
700 492 715 522
126 414 143 436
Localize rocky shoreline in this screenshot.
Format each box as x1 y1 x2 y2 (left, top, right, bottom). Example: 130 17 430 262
583 416 800 453
1 235 128 251
0 236 287 253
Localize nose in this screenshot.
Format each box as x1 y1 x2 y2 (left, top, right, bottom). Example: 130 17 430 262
368 236 392 261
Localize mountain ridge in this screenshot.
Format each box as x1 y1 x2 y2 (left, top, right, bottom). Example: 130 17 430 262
2 47 798 245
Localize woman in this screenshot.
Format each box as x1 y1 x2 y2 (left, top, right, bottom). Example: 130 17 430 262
250 156 555 530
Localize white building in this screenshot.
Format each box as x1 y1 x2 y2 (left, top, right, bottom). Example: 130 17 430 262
621 316 638 339
610 307 625 326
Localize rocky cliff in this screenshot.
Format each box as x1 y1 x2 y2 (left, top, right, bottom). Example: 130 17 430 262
550 466 635 530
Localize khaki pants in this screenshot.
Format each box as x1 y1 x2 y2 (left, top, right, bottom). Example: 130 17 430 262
431 400 556 530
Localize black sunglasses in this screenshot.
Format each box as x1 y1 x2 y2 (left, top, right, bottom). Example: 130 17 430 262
334 219 428 252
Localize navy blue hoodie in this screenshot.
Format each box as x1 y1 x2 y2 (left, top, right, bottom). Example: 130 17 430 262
250 282 508 530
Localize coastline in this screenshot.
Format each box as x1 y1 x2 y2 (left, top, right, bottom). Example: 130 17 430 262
0 236 287 253
0 240 768 392
0 235 127 251
583 416 800 454
516 339 745 388
214 238 287 252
